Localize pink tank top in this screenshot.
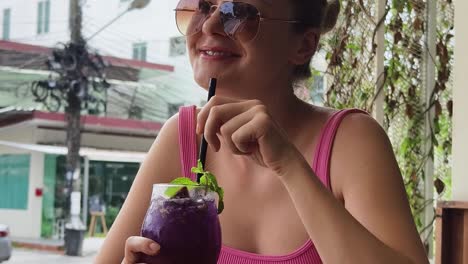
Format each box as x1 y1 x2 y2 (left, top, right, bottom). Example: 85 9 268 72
178 105 367 264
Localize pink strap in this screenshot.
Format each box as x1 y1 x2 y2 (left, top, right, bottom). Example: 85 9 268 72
178 105 198 181
312 109 368 189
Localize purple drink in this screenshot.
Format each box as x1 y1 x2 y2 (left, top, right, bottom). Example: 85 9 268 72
140 184 222 264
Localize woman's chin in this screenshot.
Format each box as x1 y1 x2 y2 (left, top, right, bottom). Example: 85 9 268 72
193 70 230 88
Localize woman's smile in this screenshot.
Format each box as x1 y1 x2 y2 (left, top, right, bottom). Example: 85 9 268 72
198 46 242 61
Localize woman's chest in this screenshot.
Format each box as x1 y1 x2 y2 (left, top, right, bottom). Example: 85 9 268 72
208 157 310 255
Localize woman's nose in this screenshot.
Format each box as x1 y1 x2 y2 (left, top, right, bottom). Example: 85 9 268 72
201 6 227 37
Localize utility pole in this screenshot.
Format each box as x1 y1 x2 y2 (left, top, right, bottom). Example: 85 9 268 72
64 0 86 256
67 0 83 201
70 0 82 43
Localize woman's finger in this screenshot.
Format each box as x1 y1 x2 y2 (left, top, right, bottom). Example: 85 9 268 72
197 96 234 134
231 112 273 166
202 101 257 150
218 106 262 154
197 97 259 134
122 236 160 264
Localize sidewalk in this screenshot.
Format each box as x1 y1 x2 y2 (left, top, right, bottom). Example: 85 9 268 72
12 236 105 256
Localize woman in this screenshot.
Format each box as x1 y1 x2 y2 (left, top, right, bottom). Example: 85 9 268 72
96 0 429 263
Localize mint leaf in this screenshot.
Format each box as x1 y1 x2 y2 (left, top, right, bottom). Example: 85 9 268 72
191 160 205 175
199 175 208 185
165 177 199 197
170 177 198 185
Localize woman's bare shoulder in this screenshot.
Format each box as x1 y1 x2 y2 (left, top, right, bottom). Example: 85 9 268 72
330 110 397 197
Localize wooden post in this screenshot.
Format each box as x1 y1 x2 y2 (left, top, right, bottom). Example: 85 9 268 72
435 201 468 264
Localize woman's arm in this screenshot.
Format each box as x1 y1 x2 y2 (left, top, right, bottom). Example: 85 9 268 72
280 114 428 264
95 114 182 264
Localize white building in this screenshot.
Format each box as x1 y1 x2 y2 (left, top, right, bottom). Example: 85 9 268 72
0 108 157 239
0 0 207 122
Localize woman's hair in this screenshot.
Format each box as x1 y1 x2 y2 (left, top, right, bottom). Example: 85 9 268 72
292 0 340 81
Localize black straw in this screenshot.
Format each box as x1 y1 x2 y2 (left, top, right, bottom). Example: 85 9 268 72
197 78 217 183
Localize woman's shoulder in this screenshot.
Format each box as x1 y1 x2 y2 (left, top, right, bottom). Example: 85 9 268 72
309 105 378 133
328 106 395 195
159 112 181 138
314 104 387 152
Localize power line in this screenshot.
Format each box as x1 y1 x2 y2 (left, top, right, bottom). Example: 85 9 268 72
9 31 70 41
8 20 70 25
86 35 170 64
83 19 151 42
83 18 172 43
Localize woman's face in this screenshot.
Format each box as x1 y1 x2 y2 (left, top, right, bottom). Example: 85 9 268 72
184 0 304 98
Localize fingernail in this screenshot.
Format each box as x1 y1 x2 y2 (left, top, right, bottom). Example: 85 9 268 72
149 243 160 252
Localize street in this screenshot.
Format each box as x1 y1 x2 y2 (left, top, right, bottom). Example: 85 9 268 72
5 249 95 264
5 237 103 264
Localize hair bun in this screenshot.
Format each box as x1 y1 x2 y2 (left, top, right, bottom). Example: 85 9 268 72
321 0 340 34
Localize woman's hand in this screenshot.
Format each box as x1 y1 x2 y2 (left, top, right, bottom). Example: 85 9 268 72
121 236 160 264
197 96 301 176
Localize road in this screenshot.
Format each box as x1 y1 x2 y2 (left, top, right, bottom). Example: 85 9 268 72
5 248 95 264
4 237 104 264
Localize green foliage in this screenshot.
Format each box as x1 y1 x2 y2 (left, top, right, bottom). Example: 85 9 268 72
41 210 53 238
105 206 120 229
319 0 453 243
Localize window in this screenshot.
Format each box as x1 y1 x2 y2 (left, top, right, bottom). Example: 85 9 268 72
128 105 143 120
2 8 11 40
132 42 147 61
170 36 186 57
37 0 50 34
0 154 30 210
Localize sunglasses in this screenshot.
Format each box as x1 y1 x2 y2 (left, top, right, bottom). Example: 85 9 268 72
175 0 302 42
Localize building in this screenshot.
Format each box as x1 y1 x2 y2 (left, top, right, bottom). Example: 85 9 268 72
0 0 207 122
0 108 161 239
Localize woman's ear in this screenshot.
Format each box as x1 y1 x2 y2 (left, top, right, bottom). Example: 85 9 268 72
290 29 320 65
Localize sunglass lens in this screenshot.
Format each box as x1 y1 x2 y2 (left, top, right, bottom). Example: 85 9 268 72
175 0 261 41
175 0 210 36
220 2 260 42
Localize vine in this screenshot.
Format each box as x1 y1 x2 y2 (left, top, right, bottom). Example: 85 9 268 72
316 0 454 245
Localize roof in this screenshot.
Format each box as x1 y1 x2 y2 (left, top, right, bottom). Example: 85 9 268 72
0 108 163 135
0 40 174 72
0 140 146 163
0 40 174 82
